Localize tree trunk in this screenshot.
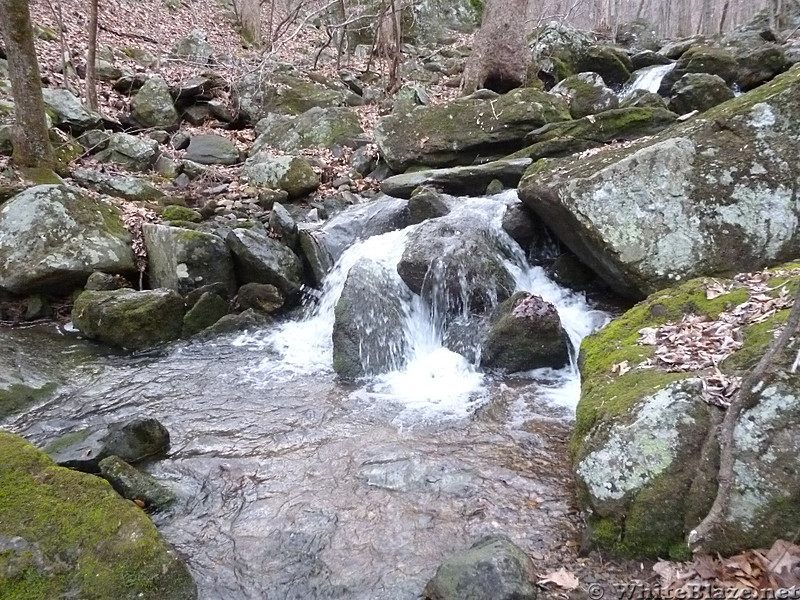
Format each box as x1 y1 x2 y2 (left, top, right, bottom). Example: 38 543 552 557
86 0 99 110
462 0 531 94
0 0 56 169
239 0 261 46
719 0 731 33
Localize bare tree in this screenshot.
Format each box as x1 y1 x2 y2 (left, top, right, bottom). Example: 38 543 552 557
0 0 56 169
85 0 99 110
463 0 531 94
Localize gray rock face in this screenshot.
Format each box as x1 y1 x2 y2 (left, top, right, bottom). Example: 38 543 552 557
97 132 159 171
574 45 634 89
735 44 788 91
659 46 739 95
424 535 538 600
170 29 214 64
408 187 450 224
226 227 303 296
184 134 239 165
668 72 734 114
41 88 102 133
143 223 235 295
182 290 229 336
374 88 570 171
518 67 800 299
72 168 165 201
0 185 134 295
482 293 570 372
131 76 180 130
72 288 185 349
251 107 363 154
241 152 320 199
46 417 170 472
550 72 619 118
332 259 411 379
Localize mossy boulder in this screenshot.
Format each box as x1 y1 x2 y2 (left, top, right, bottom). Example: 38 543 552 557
130 76 180 130
573 273 800 558
374 87 571 171
734 44 788 91
251 107 363 154
530 20 593 84
96 132 160 172
72 288 186 350
481 292 570 372
0 185 135 295
240 152 320 199
550 72 619 118
72 168 165 202
574 45 634 89
182 290 229 336
668 72 734 114
0 432 196 600
659 46 739 95
161 205 202 223
98 455 176 511
518 66 800 299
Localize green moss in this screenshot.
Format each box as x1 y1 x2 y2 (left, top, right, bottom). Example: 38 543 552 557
0 383 56 420
43 429 92 456
0 432 195 600
468 0 484 19
161 205 202 223
721 309 789 373
704 65 800 121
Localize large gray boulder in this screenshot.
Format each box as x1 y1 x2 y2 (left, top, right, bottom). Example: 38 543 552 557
96 132 159 171
424 535 538 600
251 107 364 154
143 223 235 295
658 46 739 95
240 152 320 199
226 227 303 296
668 72 734 114
72 288 185 350
374 88 571 171
41 88 102 133
518 66 800 299
170 29 214 64
550 72 619 119
0 185 134 295
131 76 180 130
184 134 239 165
72 168 165 202
332 259 411 379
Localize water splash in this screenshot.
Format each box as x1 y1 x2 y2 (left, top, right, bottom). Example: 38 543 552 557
621 63 676 98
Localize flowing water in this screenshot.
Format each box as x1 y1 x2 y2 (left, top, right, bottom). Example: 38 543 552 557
622 63 676 97
3 192 610 600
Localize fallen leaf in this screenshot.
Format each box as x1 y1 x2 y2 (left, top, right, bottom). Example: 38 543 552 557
539 568 580 590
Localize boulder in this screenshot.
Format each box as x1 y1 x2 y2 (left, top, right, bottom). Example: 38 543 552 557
332 259 411 379
573 273 800 557
574 45 634 89
408 186 450 224
236 282 284 313
734 44 788 91
45 417 170 472
71 168 165 202
131 76 180 130
381 158 532 199
481 292 570 372
530 20 593 83
250 107 364 154
659 46 739 95
96 132 159 171
98 455 176 511
550 72 619 118
502 203 538 249
85 271 130 291
423 535 537 600
397 214 516 315
41 87 102 133
72 288 185 349
518 66 800 299
668 73 735 114
630 50 674 70
268 202 299 250
374 87 571 171
170 29 214 64
615 19 661 51
620 89 667 110
232 72 348 125
241 152 320 199
0 185 134 295
182 290 229 336
184 133 239 165
0 432 195 600
226 227 303 296
143 223 235 295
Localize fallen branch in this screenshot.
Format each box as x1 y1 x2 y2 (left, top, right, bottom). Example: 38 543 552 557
98 23 159 44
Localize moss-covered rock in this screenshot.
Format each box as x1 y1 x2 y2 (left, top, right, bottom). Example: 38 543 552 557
98 455 176 511
182 291 228 336
72 288 186 350
161 205 202 223
668 72 734 114
251 107 363 154
374 87 571 171
240 152 320 199
574 44 634 89
550 72 619 118
130 76 180 130
0 432 196 600
659 46 739 95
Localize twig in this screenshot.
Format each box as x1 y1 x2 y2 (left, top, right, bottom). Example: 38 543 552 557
98 23 159 44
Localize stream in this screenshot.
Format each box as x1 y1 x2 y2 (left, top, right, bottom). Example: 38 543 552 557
2 192 611 600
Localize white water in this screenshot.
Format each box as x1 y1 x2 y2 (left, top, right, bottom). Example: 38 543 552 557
236 192 608 420
622 63 676 98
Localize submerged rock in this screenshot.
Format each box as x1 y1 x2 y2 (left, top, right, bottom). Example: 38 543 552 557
0 432 195 600
98 455 176 510
424 535 537 600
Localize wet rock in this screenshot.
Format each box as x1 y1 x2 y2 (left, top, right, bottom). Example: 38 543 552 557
482 292 570 372
241 152 320 199
72 288 185 350
182 290 229 336
518 67 800 299
630 49 674 70
41 87 102 133
236 282 284 313
0 432 196 600
424 535 538 600
45 417 170 472
574 45 634 89
408 186 450 224
84 271 130 291
131 76 180 130
197 307 270 337
98 455 176 510
96 132 159 171
298 229 334 287
548 252 597 291
550 72 619 118
250 106 363 153
268 202 298 250
333 259 411 379
659 46 739 95
620 89 667 109
143 223 235 295
381 158 532 199
0 185 134 295
502 203 537 249
668 73 734 114
72 167 165 201
184 134 239 165
485 179 504 195
226 227 303 296
171 29 214 64
374 88 570 171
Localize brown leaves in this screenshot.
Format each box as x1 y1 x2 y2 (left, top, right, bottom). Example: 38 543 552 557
539 567 580 590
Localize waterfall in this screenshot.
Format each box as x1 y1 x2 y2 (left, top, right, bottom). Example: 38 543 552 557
622 63 676 98
236 192 609 418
